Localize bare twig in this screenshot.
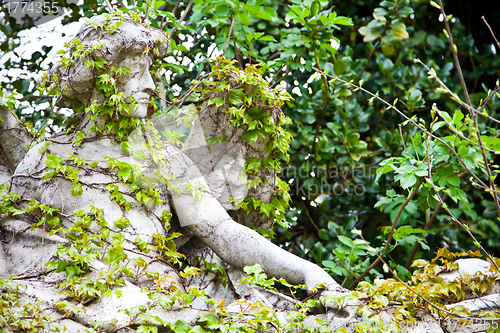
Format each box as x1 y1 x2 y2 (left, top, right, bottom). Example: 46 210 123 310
337 260 359 280
270 54 292 86
431 103 500 153
103 0 115 12
172 0 182 15
478 84 500 115
436 0 471 106
301 199 320 232
161 0 181 30
356 40 380 82
164 81 202 115
169 0 194 38
156 72 167 110
233 31 243 70
311 47 331 157
385 179 423 253
223 16 235 57
436 0 500 218
268 52 282 61
482 16 500 52
404 192 449 269
426 137 500 273
359 233 497 321
270 49 305 88
318 70 488 190
163 69 222 115
248 41 252 66
398 124 408 153
150 0 156 15
349 179 423 289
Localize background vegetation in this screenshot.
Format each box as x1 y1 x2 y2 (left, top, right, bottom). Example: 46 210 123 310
2 0 500 293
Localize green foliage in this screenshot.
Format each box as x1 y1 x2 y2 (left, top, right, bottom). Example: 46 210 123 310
2 0 500 331
242 264 306 292
355 248 500 330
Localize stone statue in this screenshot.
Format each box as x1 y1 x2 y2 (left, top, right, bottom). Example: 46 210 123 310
2 13 500 333
0 14 352 332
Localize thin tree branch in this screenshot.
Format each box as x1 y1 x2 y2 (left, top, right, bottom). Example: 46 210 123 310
482 16 500 53
398 124 408 153
405 193 448 270
436 0 500 218
169 0 194 38
426 138 499 273
232 31 243 70
150 0 156 16
417 60 500 126
172 0 182 15
359 233 495 321
104 0 115 12
311 47 331 157
356 40 380 82
223 16 235 57
385 179 423 253
348 257 379 290
145 0 149 19
318 70 488 190
301 199 320 232
436 0 471 106
431 103 500 153
349 179 423 289
270 49 305 88
337 260 359 281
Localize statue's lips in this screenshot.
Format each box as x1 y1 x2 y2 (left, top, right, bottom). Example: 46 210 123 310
133 94 151 104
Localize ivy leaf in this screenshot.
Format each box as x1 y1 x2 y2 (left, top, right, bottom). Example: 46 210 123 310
66 265 84 281
198 315 222 329
71 182 83 197
243 264 264 275
42 170 57 179
242 129 265 143
46 154 63 169
114 216 130 229
104 248 127 266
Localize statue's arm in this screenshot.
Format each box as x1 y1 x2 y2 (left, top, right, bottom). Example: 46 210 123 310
165 146 339 292
0 107 33 276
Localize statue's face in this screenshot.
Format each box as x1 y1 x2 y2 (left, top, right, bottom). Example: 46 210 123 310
117 53 155 118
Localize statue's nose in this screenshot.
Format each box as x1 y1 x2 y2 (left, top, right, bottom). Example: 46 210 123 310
142 70 156 92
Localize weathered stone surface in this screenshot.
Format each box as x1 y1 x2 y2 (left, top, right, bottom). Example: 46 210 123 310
0 107 32 181
440 258 495 282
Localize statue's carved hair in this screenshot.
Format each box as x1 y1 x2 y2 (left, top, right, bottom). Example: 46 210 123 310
49 14 169 109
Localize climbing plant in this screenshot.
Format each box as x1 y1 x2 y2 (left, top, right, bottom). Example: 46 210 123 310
2 0 500 331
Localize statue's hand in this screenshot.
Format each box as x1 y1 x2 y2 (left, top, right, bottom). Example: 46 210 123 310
319 284 362 316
